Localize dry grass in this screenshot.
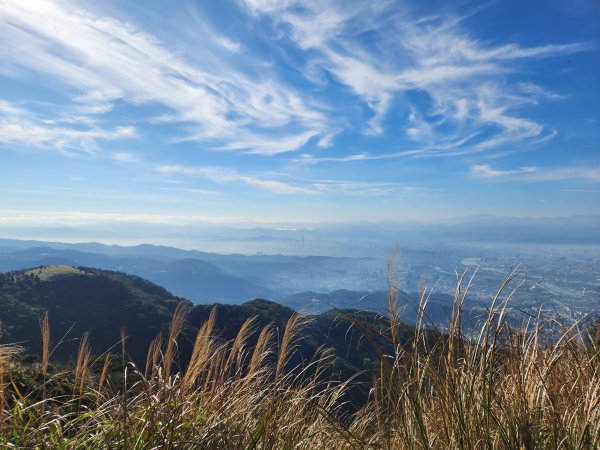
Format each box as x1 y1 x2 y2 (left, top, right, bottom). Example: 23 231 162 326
0 344 23 411
0 271 599 449
349 269 600 449
24 265 85 281
40 311 50 374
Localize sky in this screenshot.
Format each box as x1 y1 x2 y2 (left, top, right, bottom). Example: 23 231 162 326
0 0 599 231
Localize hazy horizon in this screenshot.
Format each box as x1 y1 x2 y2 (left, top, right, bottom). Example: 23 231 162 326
2 213 600 258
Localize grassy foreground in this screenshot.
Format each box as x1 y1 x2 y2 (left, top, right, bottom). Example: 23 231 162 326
1 270 599 449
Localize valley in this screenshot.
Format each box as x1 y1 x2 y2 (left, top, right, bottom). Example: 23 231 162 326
0 237 598 329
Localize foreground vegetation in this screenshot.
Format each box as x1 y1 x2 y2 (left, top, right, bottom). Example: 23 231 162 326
1 267 599 449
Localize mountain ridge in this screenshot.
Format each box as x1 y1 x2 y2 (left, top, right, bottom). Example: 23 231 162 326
0 240 383 303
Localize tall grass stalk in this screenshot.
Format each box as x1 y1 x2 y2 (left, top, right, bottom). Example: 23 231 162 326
0 345 21 411
1 272 599 449
40 311 50 374
350 268 599 449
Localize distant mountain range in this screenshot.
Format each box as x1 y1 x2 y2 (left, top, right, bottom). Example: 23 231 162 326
0 238 384 303
1 236 596 329
2 215 599 258
0 239 465 325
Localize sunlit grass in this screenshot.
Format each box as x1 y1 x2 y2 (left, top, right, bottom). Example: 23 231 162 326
1 270 598 449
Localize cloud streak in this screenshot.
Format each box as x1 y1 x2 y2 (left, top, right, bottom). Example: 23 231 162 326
155 164 315 195
243 0 590 153
155 163 420 196
0 0 589 161
0 0 327 155
471 164 600 182
0 100 135 153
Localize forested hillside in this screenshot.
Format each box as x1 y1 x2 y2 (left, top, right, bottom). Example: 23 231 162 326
0 266 398 380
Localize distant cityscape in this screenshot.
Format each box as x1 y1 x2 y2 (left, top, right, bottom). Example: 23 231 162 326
1 233 598 326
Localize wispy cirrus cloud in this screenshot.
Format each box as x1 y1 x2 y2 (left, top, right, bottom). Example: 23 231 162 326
0 0 589 160
0 99 135 153
161 187 220 196
210 130 320 156
311 180 425 197
0 0 327 155
470 164 600 182
293 131 484 165
155 163 420 197
243 0 590 154
155 164 315 195
470 164 538 178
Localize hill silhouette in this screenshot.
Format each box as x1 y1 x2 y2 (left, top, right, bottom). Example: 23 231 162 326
0 246 275 303
0 266 184 363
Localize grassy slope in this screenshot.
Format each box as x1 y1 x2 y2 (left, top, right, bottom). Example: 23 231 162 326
0 266 598 448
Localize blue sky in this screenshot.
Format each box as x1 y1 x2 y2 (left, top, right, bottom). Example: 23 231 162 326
0 0 599 229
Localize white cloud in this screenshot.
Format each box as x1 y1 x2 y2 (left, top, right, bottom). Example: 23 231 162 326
316 130 340 148
527 166 600 182
110 152 142 164
161 187 220 196
243 0 589 152
155 164 314 194
215 35 241 53
0 100 27 116
155 163 420 196
238 177 312 194
470 164 537 178
293 132 485 165
0 0 590 162
471 164 600 182
310 179 423 197
217 130 318 155
0 99 135 152
0 0 327 153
